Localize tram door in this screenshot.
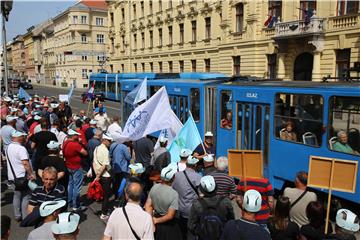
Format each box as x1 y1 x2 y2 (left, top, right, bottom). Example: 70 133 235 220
169 95 188 123
236 102 270 166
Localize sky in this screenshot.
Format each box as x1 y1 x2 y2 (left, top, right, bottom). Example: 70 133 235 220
4 1 76 41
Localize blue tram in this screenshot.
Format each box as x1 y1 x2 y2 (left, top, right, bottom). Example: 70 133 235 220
216 80 360 203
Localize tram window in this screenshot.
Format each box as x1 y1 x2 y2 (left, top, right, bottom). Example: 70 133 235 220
150 86 161 96
107 82 116 93
95 81 105 92
328 96 360 155
190 88 200 122
274 93 323 147
220 91 233 129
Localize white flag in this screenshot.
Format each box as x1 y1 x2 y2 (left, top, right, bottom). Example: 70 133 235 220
124 77 147 105
154 110 183 149
119 87 172 142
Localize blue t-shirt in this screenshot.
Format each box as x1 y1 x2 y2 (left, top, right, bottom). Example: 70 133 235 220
110 142 131 173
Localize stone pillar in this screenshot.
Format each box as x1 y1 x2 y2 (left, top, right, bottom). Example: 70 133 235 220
277 53 286 79
312 51 321 81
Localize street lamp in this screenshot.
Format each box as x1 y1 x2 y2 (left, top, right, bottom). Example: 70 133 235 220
1 0 13 95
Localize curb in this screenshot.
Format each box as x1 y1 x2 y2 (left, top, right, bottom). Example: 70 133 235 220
32 83 86 91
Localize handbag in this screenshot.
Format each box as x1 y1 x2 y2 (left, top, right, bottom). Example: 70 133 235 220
6 146 29 191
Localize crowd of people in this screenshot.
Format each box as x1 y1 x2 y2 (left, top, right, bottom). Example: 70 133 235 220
1 93 359 240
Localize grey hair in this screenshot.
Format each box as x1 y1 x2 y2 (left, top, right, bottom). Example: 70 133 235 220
43 166 58 176
94 129 103 139
125 182 143 202
216 156 228 171
337 130 347 138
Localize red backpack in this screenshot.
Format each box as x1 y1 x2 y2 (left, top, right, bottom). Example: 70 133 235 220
87 180 104 201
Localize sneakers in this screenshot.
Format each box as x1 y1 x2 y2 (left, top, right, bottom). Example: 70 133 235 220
71 206 87 212
100 213 110 220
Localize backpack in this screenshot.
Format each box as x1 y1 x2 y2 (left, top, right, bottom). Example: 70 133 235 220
197 197 225 240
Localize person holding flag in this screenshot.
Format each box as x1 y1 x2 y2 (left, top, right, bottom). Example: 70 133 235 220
82 81 95 103
193 131 216 160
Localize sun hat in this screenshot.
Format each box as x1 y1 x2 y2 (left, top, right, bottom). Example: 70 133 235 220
50 103 59 108
187 156 199 165
6 115 18 122
11 130 27 137
200 175 216 193
159 136 168 143
51 212 80 235
89 119 97 125
180 149 192 158
3 96 12 102
47 141 61 150
243 189 262 213
204 131 213 137
160 165 177 181
34 115 42 120
67 129 81 136
203 154 214 163
336 209 360 232
102 133 113 141
40 200 66 217
129 163 145 175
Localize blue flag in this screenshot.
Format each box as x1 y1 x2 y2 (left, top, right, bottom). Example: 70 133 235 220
67 84 74 104
167 115 202 163
18 87 31 101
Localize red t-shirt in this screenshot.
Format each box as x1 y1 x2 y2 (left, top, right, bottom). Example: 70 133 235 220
76 128 87 146
63 140 84 170
82 124 90 133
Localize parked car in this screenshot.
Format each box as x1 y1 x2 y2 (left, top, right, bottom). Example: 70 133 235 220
19 82 33 89
81 91 105 102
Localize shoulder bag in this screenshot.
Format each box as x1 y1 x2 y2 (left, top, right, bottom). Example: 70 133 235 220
122 205 141 240
290 190 308 208
183 171 199 196
6 146 29 191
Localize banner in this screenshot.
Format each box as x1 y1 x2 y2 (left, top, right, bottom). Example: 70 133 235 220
124 77 147 106
119 86 172 142
154 110 183 149
167 114 202 163
18 87 31 101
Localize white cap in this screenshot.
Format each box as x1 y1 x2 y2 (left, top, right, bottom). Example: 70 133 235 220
200 175 216 193
161 165 177 181
34 115 42 120
204 131 213 137
6 115 18 122
40 200 66 217
336 209 360 232
47 141 61 150
67 129 81 136
89 119 97 125
11 130 27 137
3 96 12 102
35 104 41 108
159 136 168 143
50 103 59 108
73 115 80 121
28 180 38 191
243 189 262 213
180 149 192 158
102 133 113 141
187 156 199 165
52 212 80 235
10 107 18 113
129 163 145 175
203 154 214 162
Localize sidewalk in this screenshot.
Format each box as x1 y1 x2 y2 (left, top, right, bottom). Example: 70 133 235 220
31 82 86 91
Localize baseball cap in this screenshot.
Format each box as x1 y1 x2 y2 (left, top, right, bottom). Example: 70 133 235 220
203 154 214 163
204 131 213 137
129 163 145 175
11 131 27 137
6 115 18 122
10 107 18 113
336 209 360 232
40 200 66 217
161 165 177 181
102 133 113 141
52 212 80 235
243 189 262 213
159 136 168 143
34 115 42 120
187 156 199 165
47 141 61 150
180 149 192 158
67 129 81 136
35 104 42 108
200 175 216 193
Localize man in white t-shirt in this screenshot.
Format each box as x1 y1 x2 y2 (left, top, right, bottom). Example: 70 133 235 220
107 115 122 140
103 181 154 240
6 131 36 221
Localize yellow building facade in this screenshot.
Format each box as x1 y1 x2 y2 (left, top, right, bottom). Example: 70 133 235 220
108 0 360 81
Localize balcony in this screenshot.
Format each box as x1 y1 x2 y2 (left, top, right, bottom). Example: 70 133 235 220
69 23 91 32
274 17 324 39
327 14 360 31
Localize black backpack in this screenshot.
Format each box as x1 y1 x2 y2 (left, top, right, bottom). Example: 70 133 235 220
197 197 225 240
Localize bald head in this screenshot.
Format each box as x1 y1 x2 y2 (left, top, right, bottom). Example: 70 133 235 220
125 182 143 203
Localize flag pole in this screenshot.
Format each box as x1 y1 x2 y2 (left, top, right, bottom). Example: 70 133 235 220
188 110 207 155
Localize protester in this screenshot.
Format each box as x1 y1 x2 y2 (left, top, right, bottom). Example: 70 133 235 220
103 182 154 240
87 129 102 171
93 133 113 220
209 156 237 198
107 115 122 137
51 212 80 240
193 131 216 159
327 209 359 240
27 200 66 240
203 154 216 175
151 137 171 171
188 175 234 240
284 171 317 227
145 165 182 240
1 115 18 151
75 119 87 146
81 118 91 133
267 196 299 240
94 107 110 131
28 166 66 214
85 119 97 141
133 136 154 168
6 131 35 221
176 149 192 172
50 120 67 147
221 189 271 240
1 215 11 240
62 129 88 212
172 156 201 238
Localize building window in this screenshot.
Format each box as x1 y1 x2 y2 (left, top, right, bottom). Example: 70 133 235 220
300 1 317 20
149 30 153 48
168 26 173 45
169 61 173 73
121 8 125 22
179 23 184 44
96 17 104 26
149 1 153 14
134 63 138 72
159 0 162 11
191 60 196 72
233 56 240 75
142 62 145 72
168 0 172 9
97 34 104 43
336 49 351 79
337 0 359 15
141 1 144 17
121 64 125 72
81 16 87 24
159 62 163 72
82 69 88 79
141 32 145 49
205 17 211 39
81 34 87 43
158 28 163 46
72 15 78 24
267 54 277 79
204 59 210 72
133 33 137 48
150 62 154 72
236 4 244 33
82 55 88 61
122 35 125 50
97 55 106 62
133 4 136 18
191 20 197 42
268 1 282 19
179 60 184 72
110 12 114 26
